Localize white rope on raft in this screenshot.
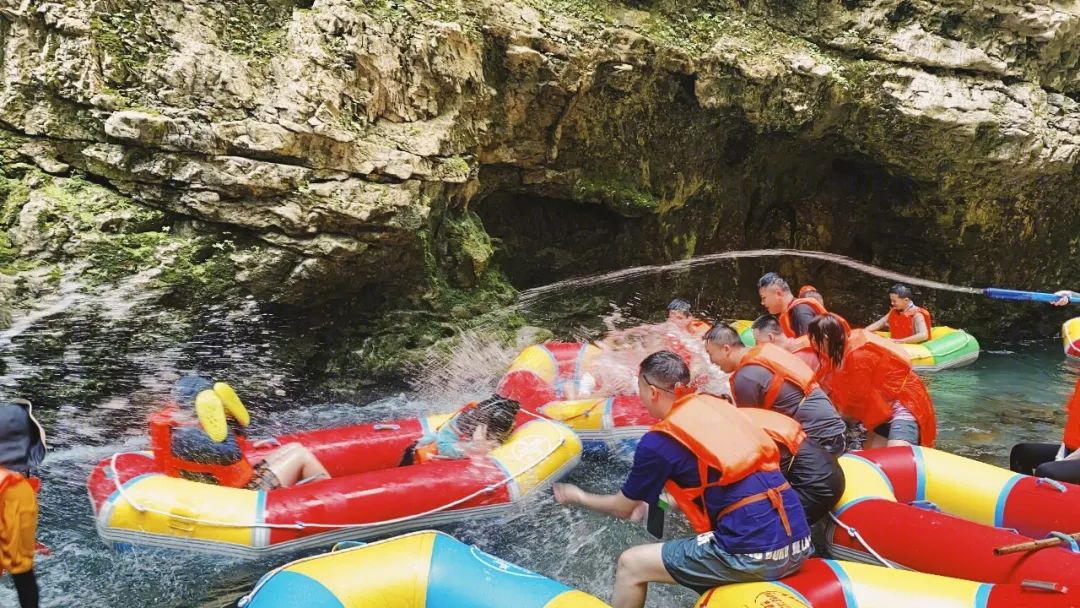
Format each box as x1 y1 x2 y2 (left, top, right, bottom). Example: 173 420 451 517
827 511 896 569
106 409 567 532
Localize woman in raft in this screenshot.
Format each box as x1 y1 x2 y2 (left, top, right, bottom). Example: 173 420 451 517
807 315 937 448
399 396 521 465
1010 376 1080 483
163 376 330 489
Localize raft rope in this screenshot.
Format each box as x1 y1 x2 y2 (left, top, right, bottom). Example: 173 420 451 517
827 511 896 569
105 408 568 533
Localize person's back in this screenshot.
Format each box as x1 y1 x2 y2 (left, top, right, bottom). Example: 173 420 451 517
402 396 520 465
731 363 846 454
626 429 809 554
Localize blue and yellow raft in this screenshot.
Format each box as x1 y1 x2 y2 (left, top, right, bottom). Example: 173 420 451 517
239 530 608 608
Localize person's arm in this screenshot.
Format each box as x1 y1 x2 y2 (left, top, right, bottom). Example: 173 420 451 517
553 484 642 519
1054 290 1080 306
894 314 929 344
865 313 889 332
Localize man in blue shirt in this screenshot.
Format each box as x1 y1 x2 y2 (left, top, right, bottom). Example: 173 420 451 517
554 351 810 608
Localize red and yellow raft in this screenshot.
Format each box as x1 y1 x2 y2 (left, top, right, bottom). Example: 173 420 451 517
87 415 581 557
827 446 1080 585
1064 317 1080 360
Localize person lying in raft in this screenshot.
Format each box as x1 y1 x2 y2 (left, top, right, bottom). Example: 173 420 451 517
807 315 937 448
159 376 329 490
864 283 932 344
553 351 810 608
750 314 822 372
399 396 520 465
703 323 846 455
758 272 849 338
666 299 712 337
1010 376 1080 484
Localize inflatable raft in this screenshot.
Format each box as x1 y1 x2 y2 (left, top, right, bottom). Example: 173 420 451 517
87 416 581 557
239 530 607 608
827 446 1080 585
732 320 979 371
498 342 656 445
699 559 1080 607
873 326 980 372
1064 317 1080 359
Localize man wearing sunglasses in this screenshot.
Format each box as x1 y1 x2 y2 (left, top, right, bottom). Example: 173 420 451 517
553 351 809 608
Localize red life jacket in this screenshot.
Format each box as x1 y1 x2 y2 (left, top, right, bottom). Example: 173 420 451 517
687 319 712 337
650 394 789 534
779 298 851 338
0 467 32 494
1063 377 1080 452
149 408 255 488
731 344 818 411
821 330 937 447
887 306 933 340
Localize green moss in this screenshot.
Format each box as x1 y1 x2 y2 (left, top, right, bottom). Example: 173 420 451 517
574 177 661 217
156 237 242 302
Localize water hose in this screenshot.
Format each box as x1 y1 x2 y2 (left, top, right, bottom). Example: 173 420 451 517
983 288 1080 304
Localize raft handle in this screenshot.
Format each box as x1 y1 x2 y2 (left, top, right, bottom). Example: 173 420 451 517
374 423 401 431
1020 580 1069 593
1036 478 1068 493
910 500 940 512
251 438 281 449
1048 531 1080 554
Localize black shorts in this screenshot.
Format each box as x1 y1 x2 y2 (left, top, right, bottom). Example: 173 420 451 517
245 460 281 491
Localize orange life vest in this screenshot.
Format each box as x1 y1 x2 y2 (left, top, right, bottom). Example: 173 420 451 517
731 344 819 411
650 394 786 534
887 306 933 340
779 298 852 338
149 408 255 488
0 467 31 494
1063 377 1080 452
821 329 937 447
739 408 806 456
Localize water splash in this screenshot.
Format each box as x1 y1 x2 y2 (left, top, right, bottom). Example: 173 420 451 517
518 249 982 307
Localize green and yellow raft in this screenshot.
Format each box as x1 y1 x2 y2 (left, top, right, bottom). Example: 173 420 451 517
731 321 979 372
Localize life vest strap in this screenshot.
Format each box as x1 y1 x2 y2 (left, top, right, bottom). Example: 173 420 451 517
714 481 793 536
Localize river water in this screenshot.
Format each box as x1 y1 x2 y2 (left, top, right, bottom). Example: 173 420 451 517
2 255 1078 607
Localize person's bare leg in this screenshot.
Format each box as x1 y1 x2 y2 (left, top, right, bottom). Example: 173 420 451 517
886 438 914 447
611 543 675 608
266 443 329 486
864 431 889 449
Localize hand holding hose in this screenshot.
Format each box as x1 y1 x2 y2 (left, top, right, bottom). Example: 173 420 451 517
1054 291 1079 307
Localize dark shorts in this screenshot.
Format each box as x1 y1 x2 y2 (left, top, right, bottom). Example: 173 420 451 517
661 532 811 594
245 460 281 491
873 419 919 444
782 440 846 525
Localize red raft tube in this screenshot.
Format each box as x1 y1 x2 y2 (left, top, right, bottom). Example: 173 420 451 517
497 342 656 447
828 446 1080 586
699 559 1080 607
87 412 582 558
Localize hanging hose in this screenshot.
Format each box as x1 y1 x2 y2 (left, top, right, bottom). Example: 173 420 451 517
827 511 896 569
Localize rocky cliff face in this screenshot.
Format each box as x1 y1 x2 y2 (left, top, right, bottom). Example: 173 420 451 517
2 0 1079 376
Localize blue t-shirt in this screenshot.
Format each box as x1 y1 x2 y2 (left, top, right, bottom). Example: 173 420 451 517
621 431 809 554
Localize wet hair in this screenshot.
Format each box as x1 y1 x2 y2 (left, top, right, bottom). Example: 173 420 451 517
668 299 692 313
173 375 213 406
702 324 743 347
889 284 914 300
457 396 520 442
799 287 824 304
807 314 847 369
757 272 791 293
750 314 783 336
639 351 691 391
